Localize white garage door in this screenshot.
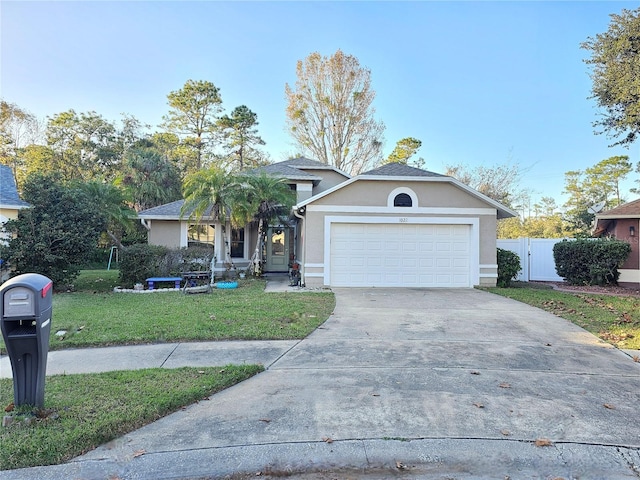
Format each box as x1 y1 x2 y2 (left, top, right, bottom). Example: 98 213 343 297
330 223 471 287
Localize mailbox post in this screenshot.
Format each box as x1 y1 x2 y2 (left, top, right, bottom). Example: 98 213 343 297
1 273 53 408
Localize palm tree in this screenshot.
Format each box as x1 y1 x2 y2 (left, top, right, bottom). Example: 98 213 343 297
232 172 296 274
182 166 240 269
77 181 136 249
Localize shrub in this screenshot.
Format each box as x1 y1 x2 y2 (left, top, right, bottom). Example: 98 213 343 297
496 248 522 287
118 244 214 288
118 244 168 287
553 238 631 286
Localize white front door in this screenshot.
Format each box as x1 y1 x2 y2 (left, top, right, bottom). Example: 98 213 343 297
265 227 290 272
330 223 471 287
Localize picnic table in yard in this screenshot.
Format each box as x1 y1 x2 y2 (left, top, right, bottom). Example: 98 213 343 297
181 271 212 294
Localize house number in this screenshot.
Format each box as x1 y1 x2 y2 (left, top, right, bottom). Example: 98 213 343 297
399 218 408 223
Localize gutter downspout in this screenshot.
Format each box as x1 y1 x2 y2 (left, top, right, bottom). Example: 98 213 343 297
140 219 151 231
293 206 306 287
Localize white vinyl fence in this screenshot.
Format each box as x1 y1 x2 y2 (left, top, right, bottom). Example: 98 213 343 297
497 238 572 282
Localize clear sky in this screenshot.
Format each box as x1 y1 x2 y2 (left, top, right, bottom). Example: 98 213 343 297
2 1 639 206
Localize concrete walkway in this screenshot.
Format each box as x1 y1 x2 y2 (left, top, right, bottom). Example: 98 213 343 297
3 286 640 479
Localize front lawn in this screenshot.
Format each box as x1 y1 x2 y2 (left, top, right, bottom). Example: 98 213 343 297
0 365 263 470
488 284 640 350
0 270 336 352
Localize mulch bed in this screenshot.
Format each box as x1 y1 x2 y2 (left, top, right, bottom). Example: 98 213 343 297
535 281 640 297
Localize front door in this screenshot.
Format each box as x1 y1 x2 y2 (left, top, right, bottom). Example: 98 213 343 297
265 227 290 272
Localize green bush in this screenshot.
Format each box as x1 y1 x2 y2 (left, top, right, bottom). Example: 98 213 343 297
496 248 522 287
553 238 631 286
118 244 213 288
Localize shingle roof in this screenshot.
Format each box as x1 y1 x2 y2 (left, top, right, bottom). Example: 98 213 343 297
249 163 323 182
596 198 640 218
0 165 30 208
361 162 446 177
138 200 216 219
278 157 330 168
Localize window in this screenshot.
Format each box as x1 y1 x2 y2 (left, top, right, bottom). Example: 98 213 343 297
188 224 215 245
394 193 413 207
230 228 245 258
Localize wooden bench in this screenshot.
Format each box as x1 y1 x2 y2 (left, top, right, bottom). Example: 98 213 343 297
146 277 182 290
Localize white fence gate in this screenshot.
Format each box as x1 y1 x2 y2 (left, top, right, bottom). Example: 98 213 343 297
497 238 571 282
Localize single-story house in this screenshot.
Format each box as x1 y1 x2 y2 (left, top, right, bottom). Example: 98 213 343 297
138 158 516 288
0 164 30 243
593 198 640 288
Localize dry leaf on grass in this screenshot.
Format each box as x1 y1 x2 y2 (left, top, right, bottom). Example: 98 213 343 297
534 438 553 447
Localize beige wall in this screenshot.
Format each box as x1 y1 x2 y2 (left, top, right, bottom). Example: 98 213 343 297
305 169 350 195
148 220 185 248
301 179 500 287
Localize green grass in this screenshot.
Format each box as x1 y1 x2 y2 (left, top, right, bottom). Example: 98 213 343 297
488 285 640 350
0 365 263 470
1 270 336 352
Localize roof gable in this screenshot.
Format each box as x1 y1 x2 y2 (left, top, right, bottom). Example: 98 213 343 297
0 165 30 208
295 162 517 219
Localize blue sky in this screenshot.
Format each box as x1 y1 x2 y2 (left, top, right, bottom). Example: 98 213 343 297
2 1 639 206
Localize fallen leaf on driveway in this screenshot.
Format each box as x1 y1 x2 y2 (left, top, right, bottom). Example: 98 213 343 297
473 402 484 408
133 449 146 458
470 371 481 375
603 403 615 409
259 418 271 423
396 461 407 470
498 382 511 389
322 437 333 443
500 429 511 436
534 438 553 447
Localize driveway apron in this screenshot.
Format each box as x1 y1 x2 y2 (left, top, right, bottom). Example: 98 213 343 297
11 288 640 479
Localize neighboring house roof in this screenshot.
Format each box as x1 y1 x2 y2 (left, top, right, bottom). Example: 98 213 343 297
295 161 517 219
138 200 215 220
593 198 640 236
0 165 30 209
595 198 640 219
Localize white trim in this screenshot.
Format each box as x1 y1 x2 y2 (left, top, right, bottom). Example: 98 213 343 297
479 264 498 269
323 216 480 287
180 221 188 248
619 269 640 283
479 273 499 278
304 263 325 268
307 205 497 215
387 187 418 208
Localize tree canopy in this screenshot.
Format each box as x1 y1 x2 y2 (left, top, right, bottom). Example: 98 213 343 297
285 50 385 175
382 137 422 166
217 105 267 171
582 8 640 146
161 80 223 171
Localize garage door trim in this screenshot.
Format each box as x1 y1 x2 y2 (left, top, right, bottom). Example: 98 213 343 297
324 216 480 287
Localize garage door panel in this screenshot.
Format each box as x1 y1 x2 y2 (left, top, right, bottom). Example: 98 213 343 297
330 223 471 287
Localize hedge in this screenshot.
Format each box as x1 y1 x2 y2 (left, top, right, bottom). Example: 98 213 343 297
553 238 631 286
118 244 213 288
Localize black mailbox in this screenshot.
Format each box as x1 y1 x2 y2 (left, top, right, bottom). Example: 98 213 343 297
1 273 53 408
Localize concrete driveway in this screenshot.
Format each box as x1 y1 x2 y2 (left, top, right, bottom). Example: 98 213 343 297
6 288 640 479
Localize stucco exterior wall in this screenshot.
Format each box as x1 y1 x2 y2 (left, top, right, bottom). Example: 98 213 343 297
148 220 185 248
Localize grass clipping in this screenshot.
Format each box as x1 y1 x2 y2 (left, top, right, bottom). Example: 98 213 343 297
0 365 263 470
